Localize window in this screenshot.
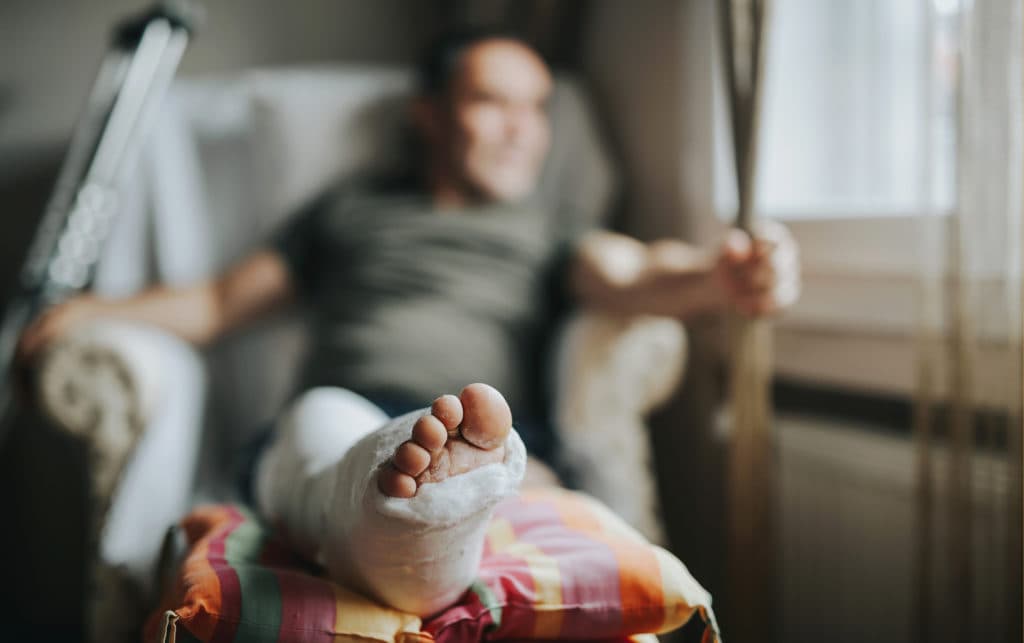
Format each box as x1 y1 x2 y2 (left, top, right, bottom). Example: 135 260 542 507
715 0 959 221
712 0 966 394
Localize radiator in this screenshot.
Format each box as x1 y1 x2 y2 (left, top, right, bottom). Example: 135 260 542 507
776 415 1016 643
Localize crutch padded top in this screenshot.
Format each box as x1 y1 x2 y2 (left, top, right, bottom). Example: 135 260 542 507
114 0 203 48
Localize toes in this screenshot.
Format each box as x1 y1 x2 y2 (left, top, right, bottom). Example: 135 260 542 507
393 441 431 476
378 465 417 498
398 386 510 488
458 383 512 450
431 394 463 430
418 447 451 483
412 414 448 452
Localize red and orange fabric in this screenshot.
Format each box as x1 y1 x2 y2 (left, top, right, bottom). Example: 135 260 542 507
145 488 719 643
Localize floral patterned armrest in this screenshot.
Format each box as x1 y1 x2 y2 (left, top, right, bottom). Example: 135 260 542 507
34 321 206 641
553 312 688 544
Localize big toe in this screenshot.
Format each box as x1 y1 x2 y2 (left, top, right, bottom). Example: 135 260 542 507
458 383 512 450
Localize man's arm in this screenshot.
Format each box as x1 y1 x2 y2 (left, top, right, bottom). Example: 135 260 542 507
570 231 722 319
569 224 799 320
16 249 295 362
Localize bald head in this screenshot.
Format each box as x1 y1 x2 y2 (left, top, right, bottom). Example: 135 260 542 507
412 37 553 206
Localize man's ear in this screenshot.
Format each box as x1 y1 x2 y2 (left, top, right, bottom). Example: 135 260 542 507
409 96 442 144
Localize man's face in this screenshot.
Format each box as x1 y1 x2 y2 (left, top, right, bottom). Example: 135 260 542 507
424 39 553 204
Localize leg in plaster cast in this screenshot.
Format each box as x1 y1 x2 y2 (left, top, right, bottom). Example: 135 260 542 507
255 383 526 617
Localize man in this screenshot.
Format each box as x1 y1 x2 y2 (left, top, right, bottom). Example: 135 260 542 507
16 30 798 614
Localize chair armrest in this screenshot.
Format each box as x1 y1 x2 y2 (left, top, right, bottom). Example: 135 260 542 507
553 312 687 543
36 321 176 441
34 321 207 640
34 319 206 527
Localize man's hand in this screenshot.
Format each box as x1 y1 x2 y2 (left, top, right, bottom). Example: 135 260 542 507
15 295 105 366
714 220 800 317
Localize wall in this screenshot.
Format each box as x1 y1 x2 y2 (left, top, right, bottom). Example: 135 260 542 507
0 0 437 304
580 0 719 245
0 0 433 151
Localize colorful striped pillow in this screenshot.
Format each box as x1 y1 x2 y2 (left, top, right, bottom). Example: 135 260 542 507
144 489 719 643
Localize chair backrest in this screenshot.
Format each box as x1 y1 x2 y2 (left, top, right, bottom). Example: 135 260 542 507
95 64 618 444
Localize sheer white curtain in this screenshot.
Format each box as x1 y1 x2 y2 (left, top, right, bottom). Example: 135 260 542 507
717 0 958 220
915 1 1023 642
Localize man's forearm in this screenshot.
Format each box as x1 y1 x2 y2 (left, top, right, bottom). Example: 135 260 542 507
574 266 724 320
16 251 296 362
94 282 226 345
95 250 294 345
569 232 726 320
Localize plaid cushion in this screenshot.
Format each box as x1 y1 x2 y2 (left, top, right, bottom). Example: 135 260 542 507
144 489 719 643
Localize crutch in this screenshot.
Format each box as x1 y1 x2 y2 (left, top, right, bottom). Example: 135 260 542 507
718 0 776 640
0 1 201 448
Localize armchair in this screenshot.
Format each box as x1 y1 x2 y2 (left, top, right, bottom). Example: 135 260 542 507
28 66 687 640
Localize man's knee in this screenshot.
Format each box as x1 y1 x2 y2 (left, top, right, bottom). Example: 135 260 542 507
279 387 390 467
286 387 387 430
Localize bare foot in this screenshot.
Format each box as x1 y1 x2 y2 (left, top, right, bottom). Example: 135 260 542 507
377 383 512 498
